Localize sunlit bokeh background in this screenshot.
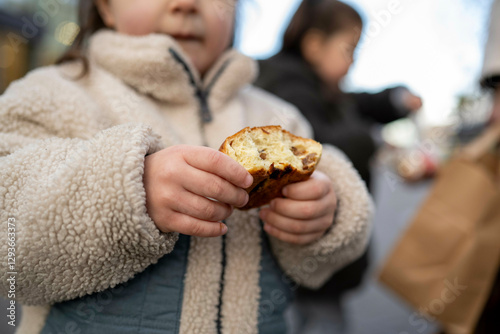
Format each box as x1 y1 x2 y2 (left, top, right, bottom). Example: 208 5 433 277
235 0 493 126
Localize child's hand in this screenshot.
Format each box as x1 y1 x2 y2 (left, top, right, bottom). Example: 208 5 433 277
143 145 252 237
403 91 423 112
259 171 337 245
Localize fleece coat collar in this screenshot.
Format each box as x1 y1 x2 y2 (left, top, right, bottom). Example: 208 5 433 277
88 29 258 117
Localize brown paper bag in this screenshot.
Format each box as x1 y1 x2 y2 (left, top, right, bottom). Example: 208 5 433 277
378 126 500 334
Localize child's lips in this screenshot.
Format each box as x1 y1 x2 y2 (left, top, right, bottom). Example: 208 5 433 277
170 33 203 42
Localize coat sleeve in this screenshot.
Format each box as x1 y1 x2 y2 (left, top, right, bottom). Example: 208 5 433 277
0 70 178 305
348 86 412 124
256 74 374 147
481 0 500 88
267 144 374 289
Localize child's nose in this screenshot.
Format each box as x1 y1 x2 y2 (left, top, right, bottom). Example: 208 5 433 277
169 0 198 14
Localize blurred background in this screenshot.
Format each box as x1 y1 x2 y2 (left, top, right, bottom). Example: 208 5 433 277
236 0 492 126
0 0 496 333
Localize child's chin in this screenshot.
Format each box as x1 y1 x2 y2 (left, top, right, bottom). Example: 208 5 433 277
175 38 203 52
177 46 211 75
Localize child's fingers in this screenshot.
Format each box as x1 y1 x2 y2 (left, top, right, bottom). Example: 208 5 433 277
167 189 233 222
181 165 249 208
262 221 325 245
269 196 333 220
183 146 253 189
159 211 228 237
282 171 331 201
259 208 332 235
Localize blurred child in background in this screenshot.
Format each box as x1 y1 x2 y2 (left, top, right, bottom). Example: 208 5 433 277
257 0 422 188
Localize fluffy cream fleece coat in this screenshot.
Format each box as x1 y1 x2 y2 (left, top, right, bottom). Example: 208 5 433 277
0 30 373 334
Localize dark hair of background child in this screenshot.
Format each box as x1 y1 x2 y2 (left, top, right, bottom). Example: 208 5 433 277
282 0 363 55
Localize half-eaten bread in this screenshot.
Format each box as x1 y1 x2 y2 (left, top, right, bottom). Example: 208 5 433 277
219 125 322 210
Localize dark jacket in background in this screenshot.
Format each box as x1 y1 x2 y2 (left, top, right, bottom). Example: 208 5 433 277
256 51 411 300
256 51 410 188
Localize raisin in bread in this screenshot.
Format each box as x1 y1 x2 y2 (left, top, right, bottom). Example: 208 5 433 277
219 125 322 210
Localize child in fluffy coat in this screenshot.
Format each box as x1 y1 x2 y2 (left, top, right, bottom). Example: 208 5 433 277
0 1 372 333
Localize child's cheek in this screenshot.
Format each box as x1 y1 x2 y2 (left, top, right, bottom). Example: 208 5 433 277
320 54 351 84
115 7 158 35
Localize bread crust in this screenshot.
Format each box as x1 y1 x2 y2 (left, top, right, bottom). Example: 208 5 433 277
219 126 322 210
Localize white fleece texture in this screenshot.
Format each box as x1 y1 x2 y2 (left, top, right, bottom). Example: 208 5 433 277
90 30 198 104
15 305 50 334
0 123 176 305
220 210 263 334
179 236 223 334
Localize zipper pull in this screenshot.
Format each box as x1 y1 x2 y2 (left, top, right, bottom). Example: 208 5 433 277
168 48 213 123
197 89 213 123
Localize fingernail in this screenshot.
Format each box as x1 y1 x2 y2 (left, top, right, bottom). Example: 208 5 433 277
282 187 288 197
220 223 228 235
244 174 253 188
